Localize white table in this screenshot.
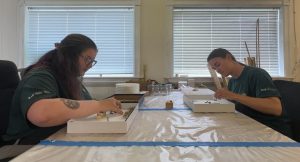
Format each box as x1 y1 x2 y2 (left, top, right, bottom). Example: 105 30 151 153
11 90 300 162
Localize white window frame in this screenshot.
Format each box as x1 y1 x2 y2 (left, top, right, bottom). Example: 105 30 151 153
17 0 141 82
165 0 296 79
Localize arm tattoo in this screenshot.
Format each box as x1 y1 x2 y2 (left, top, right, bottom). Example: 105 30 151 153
60 99 80 109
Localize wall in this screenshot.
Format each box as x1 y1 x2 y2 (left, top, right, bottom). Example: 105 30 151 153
1 0 300 98
293 0 300 81
140 0 168 82
296 0 300 49
0 0 20 65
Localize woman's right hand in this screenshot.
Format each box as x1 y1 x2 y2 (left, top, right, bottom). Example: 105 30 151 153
214 88 238 100
97 98 123 114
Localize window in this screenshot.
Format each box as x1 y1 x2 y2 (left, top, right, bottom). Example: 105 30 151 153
25 6 135 77
173 8 282 77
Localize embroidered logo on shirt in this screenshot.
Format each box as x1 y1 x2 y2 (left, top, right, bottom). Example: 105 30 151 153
27 90 51 100
260 88 276 92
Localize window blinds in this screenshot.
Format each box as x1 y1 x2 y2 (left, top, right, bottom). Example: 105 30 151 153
25 7 135 77
173 8 281 77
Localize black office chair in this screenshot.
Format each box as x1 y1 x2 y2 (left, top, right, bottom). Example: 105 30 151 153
0 60 20 146
0 61 31 162
273 80 300 142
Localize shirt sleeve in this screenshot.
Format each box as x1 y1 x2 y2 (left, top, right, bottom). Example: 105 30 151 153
19 72 59 119
250 69 280 98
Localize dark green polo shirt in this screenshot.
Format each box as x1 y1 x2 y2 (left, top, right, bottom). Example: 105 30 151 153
228 65 291 136
3 67 92 143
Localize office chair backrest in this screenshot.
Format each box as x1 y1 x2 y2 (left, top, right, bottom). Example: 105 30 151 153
273 80 300 142
0 60 20 135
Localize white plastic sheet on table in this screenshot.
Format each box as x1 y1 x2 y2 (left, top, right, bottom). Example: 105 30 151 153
11 91 300 162
143 91 188 108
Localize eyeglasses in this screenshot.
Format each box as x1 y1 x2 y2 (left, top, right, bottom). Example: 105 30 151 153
80 55 97 67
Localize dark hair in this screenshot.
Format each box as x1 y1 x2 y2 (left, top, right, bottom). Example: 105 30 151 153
25 34 97 99
207 48 237 62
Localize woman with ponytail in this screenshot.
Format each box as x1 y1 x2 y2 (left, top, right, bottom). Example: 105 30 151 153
207 48 291 137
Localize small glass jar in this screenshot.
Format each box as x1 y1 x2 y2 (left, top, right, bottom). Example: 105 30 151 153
159 84 168 96
166 84 173 95
153 84 160 96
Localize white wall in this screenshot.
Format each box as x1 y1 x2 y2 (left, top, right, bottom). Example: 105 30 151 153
140 0 170 82
292 0 300 81
0 0 20 65
296 0 300 49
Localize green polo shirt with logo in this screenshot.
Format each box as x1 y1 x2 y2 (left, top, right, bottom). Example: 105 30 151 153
3 67 92 143
228 65 291 136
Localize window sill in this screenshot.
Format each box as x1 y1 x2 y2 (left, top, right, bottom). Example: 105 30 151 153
165 76 295 83
165 77 214 83
82 77 143 87
272 76 294 81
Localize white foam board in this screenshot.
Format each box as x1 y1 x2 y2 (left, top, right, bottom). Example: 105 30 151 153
182 87 215 100
183 95 235 113
67 103 139 133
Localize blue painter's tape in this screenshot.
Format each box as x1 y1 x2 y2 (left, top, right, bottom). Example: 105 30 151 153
39 140 300 147
139 108 192 111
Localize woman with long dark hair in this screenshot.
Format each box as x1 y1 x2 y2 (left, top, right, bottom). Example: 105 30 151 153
3 34 122 144
207 48 291 137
